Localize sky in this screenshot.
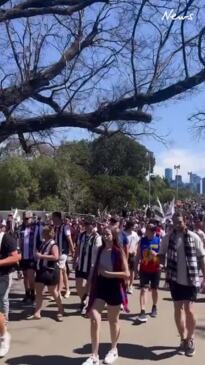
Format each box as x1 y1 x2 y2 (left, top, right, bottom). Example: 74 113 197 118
22 0 205 181
143 91 205 183
54 2 205 183
63 89 205 183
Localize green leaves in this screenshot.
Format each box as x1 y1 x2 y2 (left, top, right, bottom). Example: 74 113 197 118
0 135 193 212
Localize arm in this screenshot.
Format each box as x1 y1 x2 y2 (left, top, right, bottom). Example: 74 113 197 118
124 244 129 260
135 241 141 269
158 235 169 266
73 242 80 269
101 251 130 280
0 250 20 266
66 234 75 257
200 256 205 279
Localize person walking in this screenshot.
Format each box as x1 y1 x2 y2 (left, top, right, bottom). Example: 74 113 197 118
82 227 129 365
74 216 102 315
124 221 139 294
136 223 161 322
52 212 74 299
19 211 37 305
0 219 20 357
29 225 63 321
159 212 205 357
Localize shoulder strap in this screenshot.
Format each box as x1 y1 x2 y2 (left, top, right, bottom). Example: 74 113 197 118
0 232 5 252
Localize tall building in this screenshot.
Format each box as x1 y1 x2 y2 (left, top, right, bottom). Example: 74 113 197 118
175 175 183 187
165 168 173 183
191 174 201 194
202 178 205 195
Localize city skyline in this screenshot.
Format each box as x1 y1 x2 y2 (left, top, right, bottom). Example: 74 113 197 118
164 167 203 194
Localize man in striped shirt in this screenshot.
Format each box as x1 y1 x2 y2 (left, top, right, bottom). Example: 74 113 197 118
74 216 102 315
52 212 74 298
19 211 40 304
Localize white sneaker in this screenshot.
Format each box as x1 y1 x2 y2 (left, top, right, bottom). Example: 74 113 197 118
0 332 11 358
82 355 99 365
104 348 118 364
127 286 133 294
64 290 71 299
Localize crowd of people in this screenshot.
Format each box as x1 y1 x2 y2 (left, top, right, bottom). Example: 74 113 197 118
0 203 205 364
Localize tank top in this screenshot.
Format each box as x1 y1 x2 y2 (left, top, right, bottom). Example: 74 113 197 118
140 236 160 273
37 239 58 271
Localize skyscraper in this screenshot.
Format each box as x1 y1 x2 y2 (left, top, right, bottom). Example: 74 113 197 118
191 174 201 194
165 168 173 183
202 178 205 195
175 175 183 187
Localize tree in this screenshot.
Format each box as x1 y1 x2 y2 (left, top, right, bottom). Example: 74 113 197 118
0 157 32 208
29 156 58 199
89 133 154 178
0 1 205 150
55 141 91 212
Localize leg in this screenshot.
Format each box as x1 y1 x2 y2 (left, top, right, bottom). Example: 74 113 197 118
27 269 35 301
151 289 158 306
89 299 105 357
58 269 64 294
76 278 88 301
0 275 12 333
184 301 196 340
139 287 147 311
107 305 121 350
34 283 44 317
27 269 35 291
151 272 160 307
49 285 64 315
0 313 5 337
129 269 134 288
62 268 70 297
23 269 30 297
174 301 186 340
65 260 70 290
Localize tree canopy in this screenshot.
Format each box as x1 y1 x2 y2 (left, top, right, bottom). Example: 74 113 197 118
0 1 205 150
0 134 195 212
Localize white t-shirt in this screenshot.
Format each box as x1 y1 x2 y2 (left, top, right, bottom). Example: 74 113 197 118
195 229 205 247
160 230 205 286
64 224 71 237
125 230 140 254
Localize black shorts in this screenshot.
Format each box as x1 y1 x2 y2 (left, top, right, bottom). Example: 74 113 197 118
20 259 36 271
95 276 122 306
75 270 89 280
35 268 60 286
128 254 135 271
169 281 197 302
139 271 160 289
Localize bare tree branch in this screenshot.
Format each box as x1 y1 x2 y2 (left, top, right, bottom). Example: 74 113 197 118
0 0 109 22
198 26 205 67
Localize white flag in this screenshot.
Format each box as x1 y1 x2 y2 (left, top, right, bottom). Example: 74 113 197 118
165 198 175 220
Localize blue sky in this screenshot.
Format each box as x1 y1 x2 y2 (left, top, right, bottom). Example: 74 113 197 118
0 1 204 183
63 89 205 183
144 91 205 182
53 2 205 183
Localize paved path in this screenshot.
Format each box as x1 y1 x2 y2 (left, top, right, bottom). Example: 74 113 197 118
1 274 205 365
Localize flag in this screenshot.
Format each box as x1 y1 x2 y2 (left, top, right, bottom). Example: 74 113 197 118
165 198 175 220
13 208 18 219
153 197 165 222
157 197 164 216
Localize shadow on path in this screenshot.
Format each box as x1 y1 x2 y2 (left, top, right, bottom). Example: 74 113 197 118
74 342 178 361
6 355 83 365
